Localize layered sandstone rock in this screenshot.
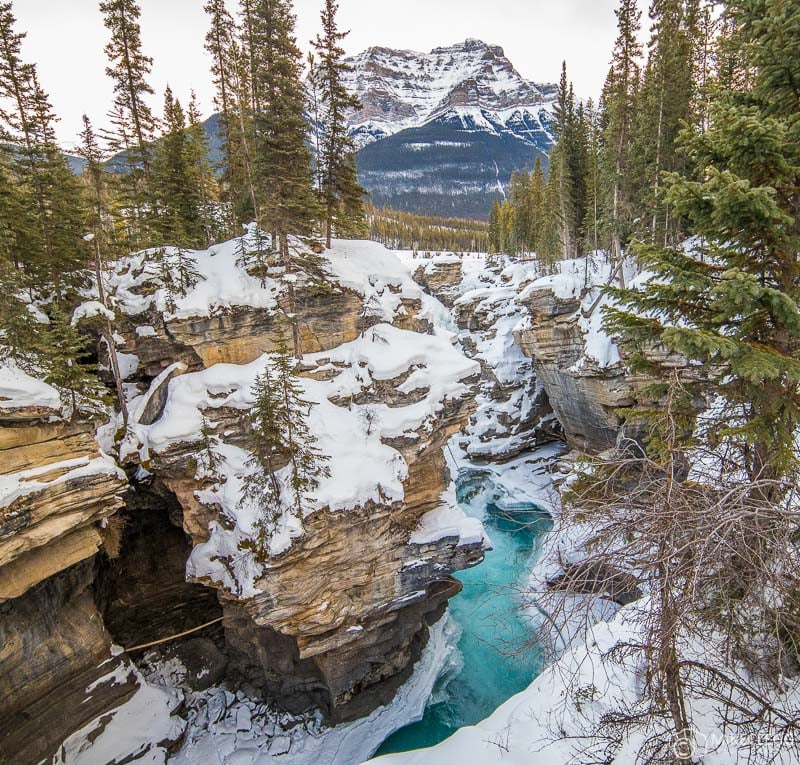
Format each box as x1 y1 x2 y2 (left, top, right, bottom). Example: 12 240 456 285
121 287 366 378
413 257 463 308
0 369 141 761
139 330 484 723
514 284 634 453
0 401 127 601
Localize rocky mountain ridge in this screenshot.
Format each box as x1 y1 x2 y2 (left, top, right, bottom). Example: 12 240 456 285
344 39 557 148
349 39 557 218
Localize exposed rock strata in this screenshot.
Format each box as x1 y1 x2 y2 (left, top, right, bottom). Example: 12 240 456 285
0 408 127 601
145 357 483 722
514 287 633 453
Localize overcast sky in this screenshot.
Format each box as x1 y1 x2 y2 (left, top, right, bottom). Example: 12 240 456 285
15 0 649 147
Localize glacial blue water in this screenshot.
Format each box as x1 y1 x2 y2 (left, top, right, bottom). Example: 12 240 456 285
374 473 553 756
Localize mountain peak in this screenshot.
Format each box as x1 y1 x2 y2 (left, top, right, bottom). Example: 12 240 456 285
430 38 504 56
344 39 556 148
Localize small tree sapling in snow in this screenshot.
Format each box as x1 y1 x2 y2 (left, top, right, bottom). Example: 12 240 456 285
236 226 276 287
196 414 220 477
241 318 329 557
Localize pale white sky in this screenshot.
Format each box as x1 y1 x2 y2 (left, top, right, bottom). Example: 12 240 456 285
14 0 649 147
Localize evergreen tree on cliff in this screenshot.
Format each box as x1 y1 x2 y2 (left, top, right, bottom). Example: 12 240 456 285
604 0 800 495
312 0 365 246
632 0 701 244
152 87 207 248
247 0 318 260
243 318 329 550
600 0 643 278
78 115 129 425
100 0 157 243
205 0 256 229
0 2 87 298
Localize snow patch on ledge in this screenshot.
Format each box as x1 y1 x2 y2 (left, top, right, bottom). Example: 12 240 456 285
410 481 486 546
0 359 62 412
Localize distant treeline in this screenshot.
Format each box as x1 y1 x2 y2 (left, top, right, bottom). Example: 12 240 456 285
367 204 488 253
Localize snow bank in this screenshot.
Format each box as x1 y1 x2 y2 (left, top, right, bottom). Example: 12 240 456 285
173 615 460 765
53 662 185 765
107 231 436 328
71 300 115 325
0 360 61 412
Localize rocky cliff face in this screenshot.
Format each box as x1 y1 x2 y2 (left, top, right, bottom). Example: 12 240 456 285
514 285 634 453
410 253 560 462
0 235 489 762
0 368 188 763
511 256 682 454
115 237 485 723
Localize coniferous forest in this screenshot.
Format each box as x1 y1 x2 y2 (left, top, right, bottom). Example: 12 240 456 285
0 0 364 407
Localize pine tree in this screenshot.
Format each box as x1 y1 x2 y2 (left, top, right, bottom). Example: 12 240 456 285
100 0 156 177
0 3 87 299
152 87 207 248
242 362 285 535
600 0 643 279
248 0 318 260
581 99 601 258
488 198 501 253
204 0 255 229
42 306 105 418
552 62 576 258
100 0 157 244
242 317 329 552
312 0 365 246
604 0 800 496
538 166 562 268
270 319 329 511
632 0 700 244
528 156 546 254
78 115 129 426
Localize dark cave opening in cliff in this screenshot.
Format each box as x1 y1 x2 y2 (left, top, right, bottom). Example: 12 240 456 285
93 478 225 660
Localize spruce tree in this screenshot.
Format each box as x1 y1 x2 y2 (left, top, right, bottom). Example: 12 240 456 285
488 198 501 253
186 92 219 246
100 0 158 247
248 0 318 260
528 156 546 254
152 87 206 248
43 306 105 418
243 362 284 535
508 171 530 255
0 3 87 299
270 319 329 511
242 318 329 551
100 0 156 178
604 0 800 496
205 0 255 228
78 115 129 425
600 0 643 278
632 0 700 244
312 0 365 246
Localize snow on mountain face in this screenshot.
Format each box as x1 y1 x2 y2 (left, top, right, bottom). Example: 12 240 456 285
345 40 557 218
344 39 557 148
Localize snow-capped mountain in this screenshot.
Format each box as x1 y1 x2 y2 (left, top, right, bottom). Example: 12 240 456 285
345 38 556 148
346 39 557 218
